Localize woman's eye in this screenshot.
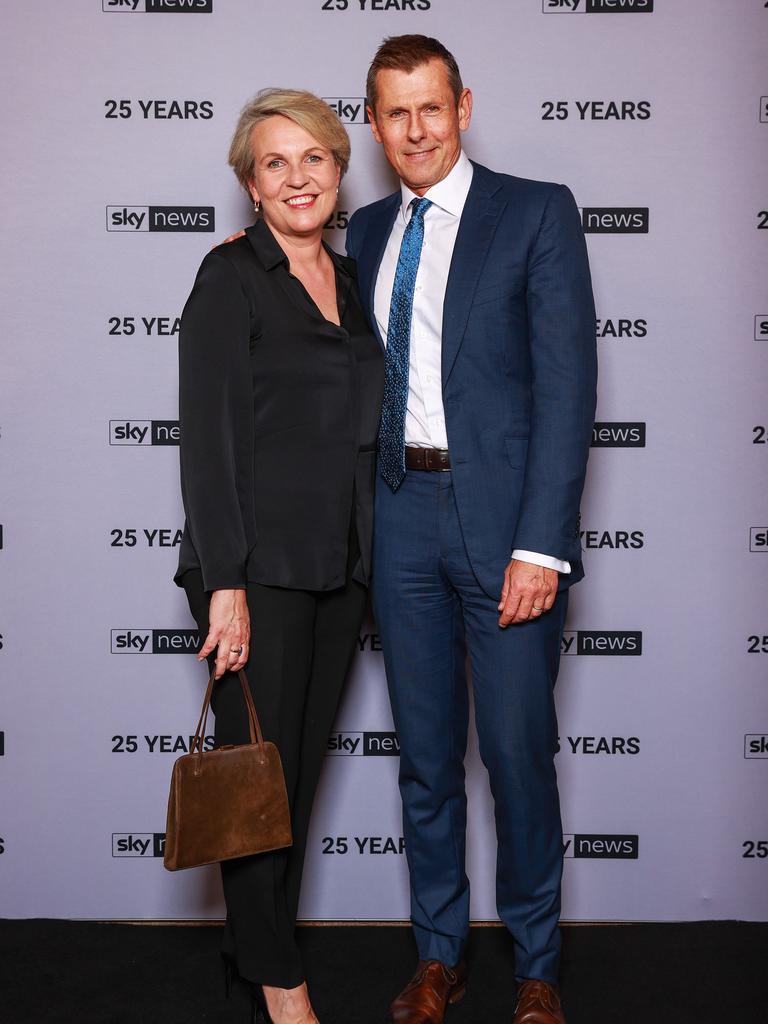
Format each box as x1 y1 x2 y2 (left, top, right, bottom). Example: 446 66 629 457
306 154 322 163
267 159 284 169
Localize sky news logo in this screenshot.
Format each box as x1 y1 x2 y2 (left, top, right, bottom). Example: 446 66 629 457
327 731 400 756
543 0 652 12
111 629 200 654
750 529 768 552
581 208 649 233
591 422 646 447
0 731 4 756
112 833 165 857
755 316 768 341
744 735 768 758
563 834 639 858
109 420 179 445
324 98 369 124
103 1 212 12
107 206 214 232
562 630 642 655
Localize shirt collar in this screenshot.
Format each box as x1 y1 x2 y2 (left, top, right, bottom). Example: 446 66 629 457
399 150 473 221
245 218 351 276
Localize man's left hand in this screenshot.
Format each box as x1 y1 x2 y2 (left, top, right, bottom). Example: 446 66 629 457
498 559 558 627
213 228 245 249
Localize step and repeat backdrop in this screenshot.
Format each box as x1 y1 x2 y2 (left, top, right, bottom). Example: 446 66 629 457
1 0 766 922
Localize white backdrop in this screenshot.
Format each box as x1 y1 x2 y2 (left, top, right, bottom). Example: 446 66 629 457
1 0 767 923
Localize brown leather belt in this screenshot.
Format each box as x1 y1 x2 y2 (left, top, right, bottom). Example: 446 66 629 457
404 446 452 472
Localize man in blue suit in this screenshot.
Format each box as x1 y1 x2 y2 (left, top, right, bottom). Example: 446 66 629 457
346 35 597 1024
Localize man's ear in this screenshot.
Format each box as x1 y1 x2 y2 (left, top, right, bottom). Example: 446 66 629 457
457 88 473 133
367 106 382 145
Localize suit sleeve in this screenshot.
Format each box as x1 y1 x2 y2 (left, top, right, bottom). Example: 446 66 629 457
178 251 253 592
511 185 597 564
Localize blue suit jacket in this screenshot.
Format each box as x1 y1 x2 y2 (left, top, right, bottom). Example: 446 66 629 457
346 161 597 595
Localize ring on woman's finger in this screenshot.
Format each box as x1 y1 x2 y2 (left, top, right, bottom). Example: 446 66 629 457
229 645 244 655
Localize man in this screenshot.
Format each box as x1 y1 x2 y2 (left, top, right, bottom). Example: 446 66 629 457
345 35 597 1024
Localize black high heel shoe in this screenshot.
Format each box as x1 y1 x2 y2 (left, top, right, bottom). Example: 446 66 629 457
250 984 276 1024
221 954 282 1023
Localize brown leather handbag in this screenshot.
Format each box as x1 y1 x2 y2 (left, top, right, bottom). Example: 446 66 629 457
163 668 292 871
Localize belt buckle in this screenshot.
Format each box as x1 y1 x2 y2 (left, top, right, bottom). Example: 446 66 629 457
431 448 449 472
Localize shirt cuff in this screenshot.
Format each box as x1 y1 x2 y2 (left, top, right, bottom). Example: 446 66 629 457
512 549 571 574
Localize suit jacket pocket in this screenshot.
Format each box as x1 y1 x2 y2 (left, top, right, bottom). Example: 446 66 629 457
505 437 529 470
472 290 505 310
472 273 525 309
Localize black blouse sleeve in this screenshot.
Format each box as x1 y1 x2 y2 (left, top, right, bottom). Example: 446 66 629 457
178 250 254 592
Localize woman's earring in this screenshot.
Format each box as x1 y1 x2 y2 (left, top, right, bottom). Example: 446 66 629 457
254 200 261 213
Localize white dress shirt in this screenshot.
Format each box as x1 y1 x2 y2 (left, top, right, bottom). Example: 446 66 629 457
373 151 570 575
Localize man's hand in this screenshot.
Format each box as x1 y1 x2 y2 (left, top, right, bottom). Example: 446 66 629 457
199 588 250 678
498 559 558 627
214 229 246 249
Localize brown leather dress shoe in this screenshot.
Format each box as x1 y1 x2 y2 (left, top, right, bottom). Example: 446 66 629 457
387 959 467 1023
511 980 566 1024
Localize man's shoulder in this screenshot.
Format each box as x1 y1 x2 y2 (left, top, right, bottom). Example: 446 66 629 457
471 161 569 204
346 191 399 258
349 191 399 230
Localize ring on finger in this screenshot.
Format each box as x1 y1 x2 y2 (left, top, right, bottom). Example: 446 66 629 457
229 645 244 655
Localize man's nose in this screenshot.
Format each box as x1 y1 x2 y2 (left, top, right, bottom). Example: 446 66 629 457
406 115 426 143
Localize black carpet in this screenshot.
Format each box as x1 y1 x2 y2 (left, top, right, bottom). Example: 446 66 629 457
1 920 766 1024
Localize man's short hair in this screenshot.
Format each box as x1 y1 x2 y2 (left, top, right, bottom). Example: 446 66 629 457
366 35 464 112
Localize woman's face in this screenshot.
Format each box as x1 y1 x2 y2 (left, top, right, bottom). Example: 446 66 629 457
249 115 340 242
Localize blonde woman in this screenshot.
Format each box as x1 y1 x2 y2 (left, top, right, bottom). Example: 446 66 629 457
175 90 384 1024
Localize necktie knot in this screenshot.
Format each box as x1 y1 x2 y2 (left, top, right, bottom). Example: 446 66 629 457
409 197 432 224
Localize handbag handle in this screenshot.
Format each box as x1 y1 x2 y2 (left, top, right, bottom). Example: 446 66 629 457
191 668 267 765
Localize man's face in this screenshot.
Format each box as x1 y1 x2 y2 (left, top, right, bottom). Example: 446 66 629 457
367 59 472 195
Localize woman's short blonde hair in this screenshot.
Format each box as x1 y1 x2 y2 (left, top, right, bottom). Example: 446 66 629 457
228 89 351 193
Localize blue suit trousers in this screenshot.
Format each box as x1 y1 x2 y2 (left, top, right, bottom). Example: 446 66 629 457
373 470 568 982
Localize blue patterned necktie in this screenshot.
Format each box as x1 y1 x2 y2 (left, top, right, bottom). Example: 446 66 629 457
378 197 432 492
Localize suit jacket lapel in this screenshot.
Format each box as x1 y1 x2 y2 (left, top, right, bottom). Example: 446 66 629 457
358 194 399 351
441 168 506 384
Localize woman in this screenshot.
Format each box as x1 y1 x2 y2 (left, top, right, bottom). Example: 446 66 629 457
174 90 384 1024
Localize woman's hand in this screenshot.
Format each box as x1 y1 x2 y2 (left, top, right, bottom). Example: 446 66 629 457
199 588 250 679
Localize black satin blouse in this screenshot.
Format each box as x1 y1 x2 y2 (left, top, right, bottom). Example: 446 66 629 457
175 219 384 593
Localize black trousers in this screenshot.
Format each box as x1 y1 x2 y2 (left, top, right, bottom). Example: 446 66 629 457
182 542 366 987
